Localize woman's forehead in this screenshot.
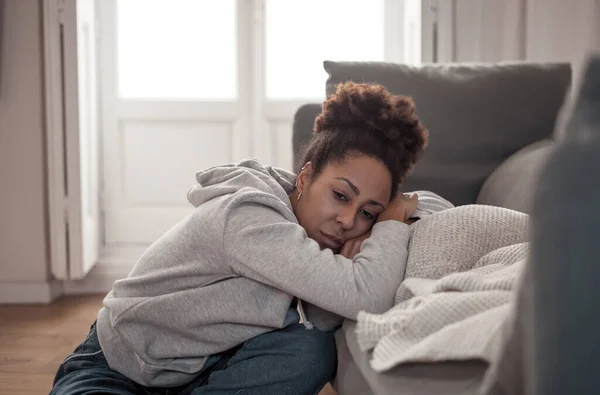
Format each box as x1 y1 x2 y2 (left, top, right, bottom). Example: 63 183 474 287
320 156 392 202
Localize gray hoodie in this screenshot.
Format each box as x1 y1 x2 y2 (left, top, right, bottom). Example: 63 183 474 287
96 159 412 387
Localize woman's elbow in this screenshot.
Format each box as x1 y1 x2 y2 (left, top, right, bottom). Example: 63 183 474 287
356 292 394 316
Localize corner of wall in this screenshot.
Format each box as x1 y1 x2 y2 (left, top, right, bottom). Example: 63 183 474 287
0 280 64 304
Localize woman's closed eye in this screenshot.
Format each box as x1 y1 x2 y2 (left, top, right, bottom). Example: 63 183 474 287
333 191 348 202
334 191 378 221
361 210 376 221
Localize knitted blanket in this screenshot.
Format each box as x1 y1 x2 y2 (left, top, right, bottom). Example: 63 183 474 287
356 205 529 372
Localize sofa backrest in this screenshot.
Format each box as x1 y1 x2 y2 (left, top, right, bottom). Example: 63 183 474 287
293 61 571 206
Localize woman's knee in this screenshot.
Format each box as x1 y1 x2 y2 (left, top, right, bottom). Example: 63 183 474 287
286 323 337 377
51 356 140 395
234 323 337 380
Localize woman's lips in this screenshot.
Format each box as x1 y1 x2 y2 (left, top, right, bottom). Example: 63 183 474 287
321 232 343 249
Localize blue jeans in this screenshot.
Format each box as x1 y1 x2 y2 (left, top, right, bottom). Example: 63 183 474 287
51 322 336 395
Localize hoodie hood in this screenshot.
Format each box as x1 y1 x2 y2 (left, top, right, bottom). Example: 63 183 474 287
187 159 297 208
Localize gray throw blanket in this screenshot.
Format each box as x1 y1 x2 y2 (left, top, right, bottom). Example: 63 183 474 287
356 205 529 372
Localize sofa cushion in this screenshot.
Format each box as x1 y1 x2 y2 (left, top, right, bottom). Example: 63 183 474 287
476 140 554 214
321 61 571 205
334 321 487 395
292 103 323 172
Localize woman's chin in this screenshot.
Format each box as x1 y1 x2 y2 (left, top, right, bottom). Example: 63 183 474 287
309 232 342 253
319 244 341 254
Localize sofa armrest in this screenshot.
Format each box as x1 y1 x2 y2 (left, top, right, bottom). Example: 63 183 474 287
334 321 487 395
476 140 554 215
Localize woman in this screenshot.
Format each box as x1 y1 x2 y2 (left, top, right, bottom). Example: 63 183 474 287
51 82 429 395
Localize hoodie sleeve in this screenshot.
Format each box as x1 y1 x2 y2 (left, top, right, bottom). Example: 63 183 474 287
223 202 410 320
300 190 453 329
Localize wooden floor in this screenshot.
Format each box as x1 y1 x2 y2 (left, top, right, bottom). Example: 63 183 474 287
0 295 336 395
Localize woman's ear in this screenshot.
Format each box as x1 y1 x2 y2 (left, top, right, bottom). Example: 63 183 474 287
296 162 313 192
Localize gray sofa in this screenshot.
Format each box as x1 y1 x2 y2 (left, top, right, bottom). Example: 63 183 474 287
292 61 574 394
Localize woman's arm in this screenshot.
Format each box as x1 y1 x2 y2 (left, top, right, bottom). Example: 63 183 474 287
224 203 410 320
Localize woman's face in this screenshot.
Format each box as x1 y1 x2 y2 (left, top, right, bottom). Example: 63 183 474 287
293 155 392 252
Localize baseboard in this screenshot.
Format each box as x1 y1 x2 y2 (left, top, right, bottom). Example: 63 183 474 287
0 250 138 301
63 259 135 295
0 280 64 304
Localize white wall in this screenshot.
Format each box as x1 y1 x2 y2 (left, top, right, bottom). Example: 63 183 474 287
453 0 527 62
450 0 600 76
524 0 600 85
0 0 59 302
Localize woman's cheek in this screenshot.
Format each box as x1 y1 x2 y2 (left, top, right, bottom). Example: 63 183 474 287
358 217 374 232
321 200 338 218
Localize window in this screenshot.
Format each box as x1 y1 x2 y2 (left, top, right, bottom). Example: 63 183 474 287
265 0 385 100
117 0 237 100
84 0 422 276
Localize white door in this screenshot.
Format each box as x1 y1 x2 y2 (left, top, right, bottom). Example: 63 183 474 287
98 0 246 248
98 0 418 248
45 0 421 282
43 0 422 286
43 0 101 279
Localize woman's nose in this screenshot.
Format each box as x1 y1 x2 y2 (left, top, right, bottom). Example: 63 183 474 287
336 208 355 230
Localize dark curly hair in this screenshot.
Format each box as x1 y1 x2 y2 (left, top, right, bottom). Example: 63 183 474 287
298 82 429 198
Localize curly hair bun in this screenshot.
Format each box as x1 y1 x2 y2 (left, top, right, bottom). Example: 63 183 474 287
316 82 427 144
311 82 428 183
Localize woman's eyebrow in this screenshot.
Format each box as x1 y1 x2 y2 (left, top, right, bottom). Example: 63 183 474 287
336 177 360 194
336 177 385 208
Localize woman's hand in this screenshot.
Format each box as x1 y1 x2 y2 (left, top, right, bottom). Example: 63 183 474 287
340 231 371 259
377 193 419 224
